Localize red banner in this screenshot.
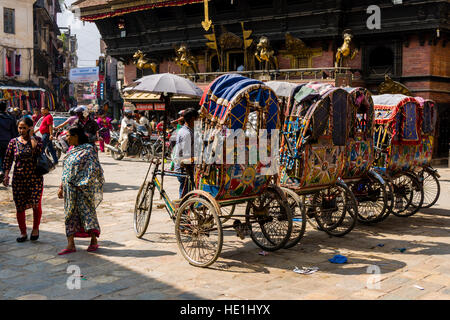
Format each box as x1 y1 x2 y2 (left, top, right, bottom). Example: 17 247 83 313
136 103 154 110
154 103 165 111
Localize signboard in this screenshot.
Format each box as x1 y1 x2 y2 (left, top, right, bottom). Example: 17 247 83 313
69 67 99 83
117 61 124 80
83 94 97 100
134 102 165 111
135 103 154 110
154 103 165 111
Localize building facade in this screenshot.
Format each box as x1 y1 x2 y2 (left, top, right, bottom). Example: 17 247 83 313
0 0 74 111
74 0 450 157
0 0 35 85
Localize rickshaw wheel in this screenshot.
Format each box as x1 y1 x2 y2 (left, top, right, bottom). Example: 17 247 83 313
220 205 236 224
391 172 423 217
377 177 394 222
418 167 440 208
313 181 357 237
175 196 223 268
351 176 388 224
133 181 154 238
409 170 425 212
245 185 293 251
281 188 307 249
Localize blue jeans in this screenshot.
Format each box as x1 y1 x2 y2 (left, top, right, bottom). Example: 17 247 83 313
178 176 189 199
42 133 58 165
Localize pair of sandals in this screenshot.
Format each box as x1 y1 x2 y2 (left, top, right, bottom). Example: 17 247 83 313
58 244 99 255
16 231 39 243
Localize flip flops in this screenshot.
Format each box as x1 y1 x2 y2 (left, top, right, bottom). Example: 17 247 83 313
58 248 76 255
87 244 99 252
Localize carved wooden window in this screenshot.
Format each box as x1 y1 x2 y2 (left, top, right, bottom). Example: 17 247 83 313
296 57 309 68
210 54 220 72
369 47 394 75
227 51 244 72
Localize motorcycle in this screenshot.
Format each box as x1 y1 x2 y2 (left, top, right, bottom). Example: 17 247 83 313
152 128 176 158
45 128 65 161
106 125 154 161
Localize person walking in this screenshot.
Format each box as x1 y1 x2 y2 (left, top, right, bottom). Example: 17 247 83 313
39 106 59 165
57 125 104 255
0 101 18 180
96 109 112 153
32 108 41 125
2 117 43 242
73 107 99 147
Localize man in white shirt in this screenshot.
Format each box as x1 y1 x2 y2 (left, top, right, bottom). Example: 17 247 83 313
138 111 150 131
119 110 137 153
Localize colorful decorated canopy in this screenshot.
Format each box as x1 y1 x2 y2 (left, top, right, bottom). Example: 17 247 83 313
373 94 421 145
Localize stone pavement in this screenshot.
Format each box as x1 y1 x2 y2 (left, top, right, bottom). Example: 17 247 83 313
0 153 449 300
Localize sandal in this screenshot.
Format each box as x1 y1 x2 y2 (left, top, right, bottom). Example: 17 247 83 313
87 244 99 252
58 248 76 255
16 235 28 243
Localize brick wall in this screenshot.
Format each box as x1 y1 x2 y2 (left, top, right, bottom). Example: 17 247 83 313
159 60 181 74
431 43 450 77
312 50 333 68
402 36 432 76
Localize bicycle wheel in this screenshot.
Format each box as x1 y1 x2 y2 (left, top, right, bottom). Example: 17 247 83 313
133 181 154 238
419 167 440 208
220 204 236 224
245 185 293 251
408 171 425 212
351 176 388 224
281 188 307 249
314 181 357 237
377 177 394 222
175 196 223 268
391 172 422 217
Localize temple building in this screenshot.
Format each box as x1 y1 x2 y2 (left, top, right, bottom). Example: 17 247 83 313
73 0 449 159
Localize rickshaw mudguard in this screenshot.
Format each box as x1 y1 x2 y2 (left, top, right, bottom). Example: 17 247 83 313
367 169 386 185
178 189 221 217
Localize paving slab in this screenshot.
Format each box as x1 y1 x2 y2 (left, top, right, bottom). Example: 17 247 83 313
0 155 449 300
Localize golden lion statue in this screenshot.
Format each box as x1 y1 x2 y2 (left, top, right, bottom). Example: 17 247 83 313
335 30 358 68
255 36 278 70
174 45 199 74
133 50 157 74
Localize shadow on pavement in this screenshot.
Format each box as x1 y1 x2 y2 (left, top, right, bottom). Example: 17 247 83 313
0 225 200 300
103 182 140 193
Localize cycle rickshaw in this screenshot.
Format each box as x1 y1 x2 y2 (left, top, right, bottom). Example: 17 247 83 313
134 74 293 267
412 97 440 208
278 82 358 247
341 87 391 224
373 94 424 217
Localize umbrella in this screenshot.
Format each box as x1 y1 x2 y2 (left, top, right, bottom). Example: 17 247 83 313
265 81 298 98
124 73 203 98
124 73 203 199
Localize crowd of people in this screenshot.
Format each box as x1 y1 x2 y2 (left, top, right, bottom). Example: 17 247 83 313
0 99 197 255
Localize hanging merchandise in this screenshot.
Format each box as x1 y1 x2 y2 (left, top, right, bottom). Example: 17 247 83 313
41 91 45 108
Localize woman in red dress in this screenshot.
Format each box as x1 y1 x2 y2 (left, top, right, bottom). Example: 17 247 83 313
2 117 44 242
